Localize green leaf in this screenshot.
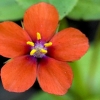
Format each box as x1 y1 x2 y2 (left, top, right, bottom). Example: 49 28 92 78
69 44 100 98
16 0 78 20
69 48 92 98
86 96 100 100
58 18 69 31
0 0 24 21
29 92 74 100
67 0 100 20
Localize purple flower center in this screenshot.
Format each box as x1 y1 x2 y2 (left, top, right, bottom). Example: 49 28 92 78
26 32 52 58
32 41 47 58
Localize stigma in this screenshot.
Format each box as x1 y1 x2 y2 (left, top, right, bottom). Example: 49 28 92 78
26 32 52 58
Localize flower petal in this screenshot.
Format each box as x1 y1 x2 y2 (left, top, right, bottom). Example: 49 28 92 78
0 21 31 58
37 57 73 95
24 2 59 42
48 28 89 61
1 55 37 92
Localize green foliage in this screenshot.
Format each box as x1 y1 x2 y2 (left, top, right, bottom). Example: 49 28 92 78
0 0 24 21
0 0 78 21
70 43 100 99
16 0 78 20
1 0 100 21
29 92 74 100
58 18 68 31
67 0 100 20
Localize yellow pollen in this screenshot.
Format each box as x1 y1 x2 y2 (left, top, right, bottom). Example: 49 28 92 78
27 41 34 46
44 42 52 47
30 49 36 56
37 32 41 40
40 49 47 54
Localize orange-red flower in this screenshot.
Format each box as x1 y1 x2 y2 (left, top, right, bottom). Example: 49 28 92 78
0 2 89 95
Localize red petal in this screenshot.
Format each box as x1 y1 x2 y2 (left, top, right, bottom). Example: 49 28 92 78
24 2 59 42
0 22 31 58
1 55 37 92
48 28 89 61
37 57 73 95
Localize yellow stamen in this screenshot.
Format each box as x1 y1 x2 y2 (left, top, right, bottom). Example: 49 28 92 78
40 49 47 54
30 49 36 56
27 41 34 46
44 42 52 47
37 32 41 40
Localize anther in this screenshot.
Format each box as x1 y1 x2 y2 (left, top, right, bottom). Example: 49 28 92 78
27 41 34 46
30 49 36 56
37 32 41 40
44 42 52 47
40 49 47 54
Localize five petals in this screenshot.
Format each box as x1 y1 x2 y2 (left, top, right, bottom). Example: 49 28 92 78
0 2 89 95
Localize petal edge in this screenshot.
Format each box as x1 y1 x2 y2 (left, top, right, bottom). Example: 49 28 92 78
48 28 89 61
24 2 59 42
1 55 37 92
0 21 31 58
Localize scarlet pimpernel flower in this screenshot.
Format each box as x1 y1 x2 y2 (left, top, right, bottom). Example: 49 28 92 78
0 2 89 95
